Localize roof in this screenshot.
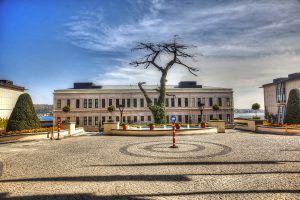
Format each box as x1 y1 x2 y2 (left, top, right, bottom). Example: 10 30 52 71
54 84 232 93
0 80 25 91
262 72 300 88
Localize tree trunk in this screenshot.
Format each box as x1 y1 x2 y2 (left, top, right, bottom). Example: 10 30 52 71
138 71 168 124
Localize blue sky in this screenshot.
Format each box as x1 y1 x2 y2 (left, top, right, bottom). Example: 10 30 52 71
1 0 300 108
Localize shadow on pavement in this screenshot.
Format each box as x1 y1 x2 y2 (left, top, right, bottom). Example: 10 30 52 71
1 189 300 199
0 174 190 183
90 160 300 167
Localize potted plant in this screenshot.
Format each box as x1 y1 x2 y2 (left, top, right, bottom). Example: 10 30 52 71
62 105 70 122
175 123 181 130
148 123 155 131
200 121 206 128
121 123 128 130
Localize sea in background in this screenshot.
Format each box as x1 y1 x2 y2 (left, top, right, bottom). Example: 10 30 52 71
234 112 265 119
39 116 53 121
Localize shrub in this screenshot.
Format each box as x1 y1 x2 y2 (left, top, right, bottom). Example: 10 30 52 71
0 117 8 130
62 105 70 113
284 89 300 124
6 93 40 132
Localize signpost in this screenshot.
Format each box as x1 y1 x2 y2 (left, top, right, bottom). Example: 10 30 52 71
170 115 178 148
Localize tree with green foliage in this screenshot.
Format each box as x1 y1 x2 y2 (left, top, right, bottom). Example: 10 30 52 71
62 105 70 122
284 89 300 124
0 117 8 130
6 93 40 132
212 104 220 119
251 103 260 117
130 37 198 123
107 105 116 121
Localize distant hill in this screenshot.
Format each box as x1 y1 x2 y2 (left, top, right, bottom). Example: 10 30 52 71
34 104 53 115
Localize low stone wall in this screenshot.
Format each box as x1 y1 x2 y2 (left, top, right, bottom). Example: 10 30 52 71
257 126 300 136
17 127 85 141
234 119 266 132
109 127 217 136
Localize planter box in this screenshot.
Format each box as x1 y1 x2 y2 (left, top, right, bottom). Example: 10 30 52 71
103 122 119 134
208 120 225 133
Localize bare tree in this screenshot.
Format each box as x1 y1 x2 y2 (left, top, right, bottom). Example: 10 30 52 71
130 37 198 124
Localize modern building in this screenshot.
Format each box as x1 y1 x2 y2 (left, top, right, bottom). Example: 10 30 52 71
53 81 234 131
0 80 25 119
262 73 300 124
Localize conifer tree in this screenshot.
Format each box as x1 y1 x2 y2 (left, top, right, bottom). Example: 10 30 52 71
6 93 40 132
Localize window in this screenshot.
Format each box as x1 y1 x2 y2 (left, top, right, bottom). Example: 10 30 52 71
218 98 222 106
134 116 137 122
171 98 175 107
148 116 151 121
140 98 144 107
166 115 169 123
178 98 181 107
88 99 92 108
123 116 126 123
109 99 112 106
185 115 189 124
197 98 201 107
276 82 286 103
102 99 105 108
67 117 70 122
185 98 188 107
226 98 230 106
76 99 80 108
116 116 119 122
141 116 144 121
209 98 213 106
57 99 61 109
127 99 131 107
67 99 70 107
95 116 98 126
165 98 169 107
102 116 105 124
122 99 125 106
88 116 92 125
84 117 87 125
154 98 158 104
116 99 120 107
178 115 182 123
219 114 223 120
198 115 201 123
76 117 80 125
227 114 231 122
84 99 87 108
133 99 137 107
127 116 131 123
95 99 98 108
210 115 213 120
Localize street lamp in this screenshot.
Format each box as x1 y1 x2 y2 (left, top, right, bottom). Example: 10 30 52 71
198 102 205 123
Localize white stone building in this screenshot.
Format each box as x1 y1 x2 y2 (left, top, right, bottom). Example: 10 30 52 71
262 73 300 124
53 81 234 131
0 80 25 119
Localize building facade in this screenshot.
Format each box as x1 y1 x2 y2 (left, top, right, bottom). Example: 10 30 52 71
53 81 234 131
0 80 25 119
262 73 300 124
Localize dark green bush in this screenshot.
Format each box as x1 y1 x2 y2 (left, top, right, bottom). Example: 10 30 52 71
6 93 40 132
284 89 300 125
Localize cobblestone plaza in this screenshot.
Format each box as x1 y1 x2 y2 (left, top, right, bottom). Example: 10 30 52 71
0 131 299 199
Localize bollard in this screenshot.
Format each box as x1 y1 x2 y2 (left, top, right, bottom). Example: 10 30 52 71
57 120 61 140
170 122 178 148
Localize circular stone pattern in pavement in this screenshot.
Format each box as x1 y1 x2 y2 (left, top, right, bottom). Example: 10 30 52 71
120 140 232 159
